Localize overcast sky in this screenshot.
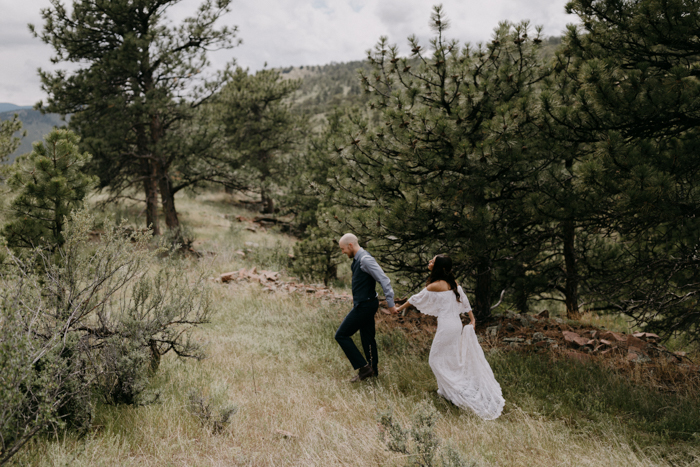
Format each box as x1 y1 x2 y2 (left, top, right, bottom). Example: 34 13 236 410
0 0 577 106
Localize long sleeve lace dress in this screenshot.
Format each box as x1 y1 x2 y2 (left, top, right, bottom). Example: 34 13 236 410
408 286 505 420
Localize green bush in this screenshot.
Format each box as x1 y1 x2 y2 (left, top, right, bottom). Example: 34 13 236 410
0 210 212 464
378 400 477 467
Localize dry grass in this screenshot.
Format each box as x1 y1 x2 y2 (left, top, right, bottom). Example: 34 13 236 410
9 191 700 466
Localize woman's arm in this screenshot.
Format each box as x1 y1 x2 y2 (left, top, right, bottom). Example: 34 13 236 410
396 300 412 313
467 310 476 327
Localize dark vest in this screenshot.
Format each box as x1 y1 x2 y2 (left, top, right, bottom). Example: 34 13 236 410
351 250 377 305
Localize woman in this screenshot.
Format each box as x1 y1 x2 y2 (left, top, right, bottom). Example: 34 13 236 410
396 254 505 420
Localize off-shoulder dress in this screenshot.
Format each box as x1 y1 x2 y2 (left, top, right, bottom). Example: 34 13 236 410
408 286 505 420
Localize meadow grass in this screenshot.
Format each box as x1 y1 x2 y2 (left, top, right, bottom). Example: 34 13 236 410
7 191 700 466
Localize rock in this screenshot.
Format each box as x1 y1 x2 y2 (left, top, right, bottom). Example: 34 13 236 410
275 429 297 439
535 309 549 319
509 342 521 349
518 316 532 329
590 330 599 339
532 332 546 342
627 347 651 364
220 271 237 283
525 339 532 345
503 337 525 343
486 325 500 337
235 250 246 257
244 242 260 248
600 339 614 347
625 334 648 350
599 331 626 343
505 323 516 332
563 331 589 347
554 317 564 324
633 332 660 341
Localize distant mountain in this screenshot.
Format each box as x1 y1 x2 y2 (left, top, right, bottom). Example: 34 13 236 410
0 103 33 113
0 109 69 164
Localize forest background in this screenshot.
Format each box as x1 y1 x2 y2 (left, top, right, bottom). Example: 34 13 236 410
1 0 700 465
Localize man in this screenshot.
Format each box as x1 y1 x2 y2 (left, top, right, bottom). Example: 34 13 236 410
336 233 397 382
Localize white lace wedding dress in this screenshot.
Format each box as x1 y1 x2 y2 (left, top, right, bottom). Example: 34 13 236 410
408 286 505 420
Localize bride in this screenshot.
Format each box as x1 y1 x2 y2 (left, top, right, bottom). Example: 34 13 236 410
394 254 505 420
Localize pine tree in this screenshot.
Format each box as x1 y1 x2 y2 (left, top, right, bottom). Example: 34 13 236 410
3 129 96 250
558 0 700 339
0 115 24 164
33 0 239 234
319 7 549 321
214 67 306 213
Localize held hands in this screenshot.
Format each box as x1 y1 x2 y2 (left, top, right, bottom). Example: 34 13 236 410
381 306 399 315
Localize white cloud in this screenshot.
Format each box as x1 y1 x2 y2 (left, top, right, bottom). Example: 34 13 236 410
0 0 577 105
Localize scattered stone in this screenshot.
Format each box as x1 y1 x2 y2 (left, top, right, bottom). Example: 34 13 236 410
633 332 660 341
626 334 648 350
599 331 626 343
487 325 500 337
532 332 546 342
563 331 589 347
518 316 532 329
627 347 651 364
600 339 614 347
219 271 238 283
275 429 297 439
503 337 525 343
505 323 516 332
235 250 246 257
535 309 549 319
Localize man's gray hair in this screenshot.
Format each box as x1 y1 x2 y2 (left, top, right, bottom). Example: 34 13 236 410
339 233 358 246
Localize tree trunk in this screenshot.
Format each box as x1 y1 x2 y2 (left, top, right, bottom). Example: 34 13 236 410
260 177 274 214
150 112 179 231
563 219 580 319
474 257 493 322
514 268 530 314
157 164 180 230
143 162 160 236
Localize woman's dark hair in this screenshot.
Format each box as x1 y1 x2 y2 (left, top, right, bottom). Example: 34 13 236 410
427 254 461 302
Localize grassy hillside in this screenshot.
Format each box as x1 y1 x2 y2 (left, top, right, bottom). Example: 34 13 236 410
7 190 699 466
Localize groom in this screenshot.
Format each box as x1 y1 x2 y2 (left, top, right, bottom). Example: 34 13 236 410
336 233 397 382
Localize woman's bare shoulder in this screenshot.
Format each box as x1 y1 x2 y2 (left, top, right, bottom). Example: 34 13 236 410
426 280 451 292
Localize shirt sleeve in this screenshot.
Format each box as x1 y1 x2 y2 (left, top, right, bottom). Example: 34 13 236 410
359 254 395 308
408 288 439 317
458 286 472 313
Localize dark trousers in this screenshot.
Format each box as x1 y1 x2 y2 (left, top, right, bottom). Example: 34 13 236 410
335 298 379 371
